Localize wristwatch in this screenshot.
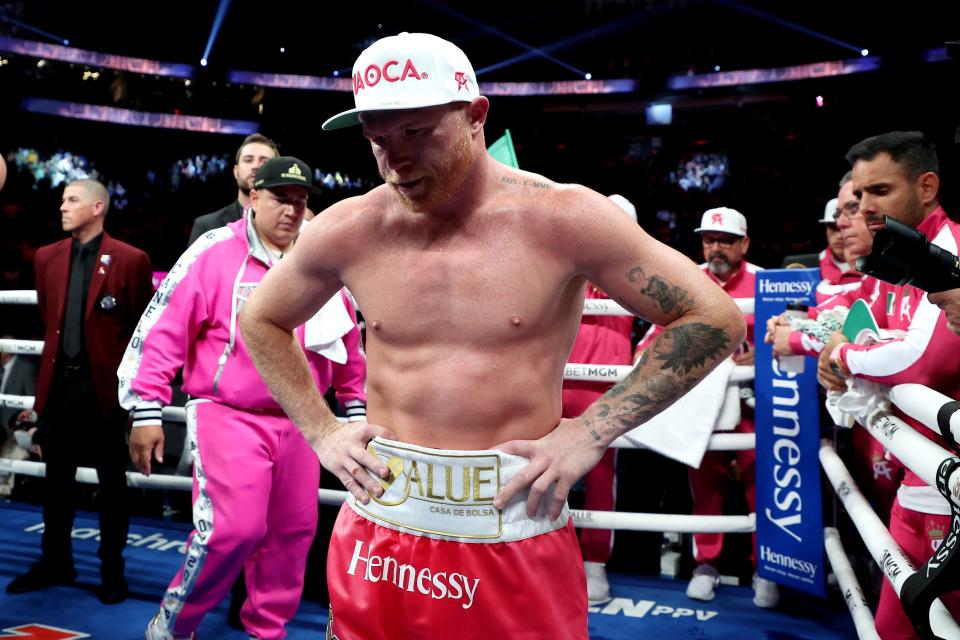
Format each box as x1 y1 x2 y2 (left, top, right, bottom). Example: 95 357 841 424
828 343 850 377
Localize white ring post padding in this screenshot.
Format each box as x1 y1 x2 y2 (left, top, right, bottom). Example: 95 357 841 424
824 526 880 640
889 383 960 451
580 297 753 316
819 441 960 638
0 458 754 533
0 339 43 356
0 290 39 305
0 394 34 410
865 410 960 497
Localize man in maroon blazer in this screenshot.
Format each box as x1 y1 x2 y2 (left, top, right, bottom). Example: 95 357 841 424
5 179 153 604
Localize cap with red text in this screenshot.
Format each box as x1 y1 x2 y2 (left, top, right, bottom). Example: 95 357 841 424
322 32 480 131
694 207 748 236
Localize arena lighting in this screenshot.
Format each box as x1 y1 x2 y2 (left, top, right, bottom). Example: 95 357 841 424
584 72 592 80
0 11 69 47
0 36 194 78
668 55 881 89
199 0 233 68
815 95 824 107
421 0 589 78
716 0 868 57
21 97 259 134
476 6 665 76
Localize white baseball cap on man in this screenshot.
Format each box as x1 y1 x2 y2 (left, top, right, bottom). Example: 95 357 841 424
819 197 839 224
694 207 747 236
322 32 480 130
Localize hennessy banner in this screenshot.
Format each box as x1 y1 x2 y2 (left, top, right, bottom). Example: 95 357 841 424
754 268 826 597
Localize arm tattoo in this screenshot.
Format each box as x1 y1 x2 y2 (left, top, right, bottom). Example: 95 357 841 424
654 322 729 375
584 322 731 438
624 266 694 317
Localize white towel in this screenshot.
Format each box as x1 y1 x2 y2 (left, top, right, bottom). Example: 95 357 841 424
614 358 736 468
304 291 355 364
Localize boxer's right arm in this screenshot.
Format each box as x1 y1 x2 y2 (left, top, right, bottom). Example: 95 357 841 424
240 208 392 502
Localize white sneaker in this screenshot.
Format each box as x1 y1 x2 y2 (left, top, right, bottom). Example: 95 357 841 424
145 612 196 640
583 561 611 604
686 563 720 601
752 574 780 608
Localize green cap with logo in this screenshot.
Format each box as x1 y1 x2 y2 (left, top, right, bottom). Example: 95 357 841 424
253 156 322 194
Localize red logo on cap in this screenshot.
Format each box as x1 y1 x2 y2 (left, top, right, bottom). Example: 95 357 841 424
354 59 426 95
711 212 724 224
454 71 469 92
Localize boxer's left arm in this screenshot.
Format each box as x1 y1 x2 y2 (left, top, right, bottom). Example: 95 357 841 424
495 188 744 520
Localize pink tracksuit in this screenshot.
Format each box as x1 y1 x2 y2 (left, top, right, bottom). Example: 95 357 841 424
832 208 960 639
118 214 366 639
638 259 760 567
562 284 633 563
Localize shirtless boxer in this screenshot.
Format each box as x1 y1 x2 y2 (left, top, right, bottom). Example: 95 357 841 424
240 32 745 639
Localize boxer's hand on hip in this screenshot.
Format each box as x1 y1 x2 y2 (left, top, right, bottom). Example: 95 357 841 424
314 420 396 504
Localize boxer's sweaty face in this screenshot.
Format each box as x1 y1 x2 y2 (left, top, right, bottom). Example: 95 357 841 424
362 104 476 213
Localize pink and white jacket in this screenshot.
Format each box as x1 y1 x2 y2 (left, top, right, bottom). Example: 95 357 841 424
815 248 866 305
118 214 366 427
833 207 960 514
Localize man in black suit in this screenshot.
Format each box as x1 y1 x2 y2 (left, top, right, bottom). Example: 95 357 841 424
187 133 278 245
5 179 153 604
1 337 38 432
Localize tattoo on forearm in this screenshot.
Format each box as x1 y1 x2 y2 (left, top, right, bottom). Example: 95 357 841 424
586 322 730 438
655 322 729 375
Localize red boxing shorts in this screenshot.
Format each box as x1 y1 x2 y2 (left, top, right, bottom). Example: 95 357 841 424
326 437 588 639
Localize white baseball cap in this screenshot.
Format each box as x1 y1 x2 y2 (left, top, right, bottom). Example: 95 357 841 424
694 207 747 236
608 194 637 224
819 197 839 224
322 32 481 131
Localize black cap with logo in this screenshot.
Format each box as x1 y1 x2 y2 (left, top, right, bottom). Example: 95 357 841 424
252 156 322 194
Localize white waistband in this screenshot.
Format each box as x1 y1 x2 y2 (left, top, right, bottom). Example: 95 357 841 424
347 437 569 543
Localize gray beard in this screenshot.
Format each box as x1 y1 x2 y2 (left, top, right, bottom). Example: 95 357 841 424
708 259 733 276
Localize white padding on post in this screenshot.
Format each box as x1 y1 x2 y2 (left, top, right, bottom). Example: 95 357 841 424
824 527 879 640
819 441 960 638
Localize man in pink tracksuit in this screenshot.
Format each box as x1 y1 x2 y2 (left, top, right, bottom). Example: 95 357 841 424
118 156 367 640
818 131 960 640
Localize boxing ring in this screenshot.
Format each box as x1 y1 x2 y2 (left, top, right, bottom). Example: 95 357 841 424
2 290 958 638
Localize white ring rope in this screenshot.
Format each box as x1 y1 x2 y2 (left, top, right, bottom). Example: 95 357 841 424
0 394 756 452
0 458 754 534
0 290 754 317
0 290 38 305
823 526 880 640
581 297 754 316
0 339 43 356
819 441 960 639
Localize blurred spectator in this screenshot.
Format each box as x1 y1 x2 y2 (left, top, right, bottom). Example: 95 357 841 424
187 134 279 245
